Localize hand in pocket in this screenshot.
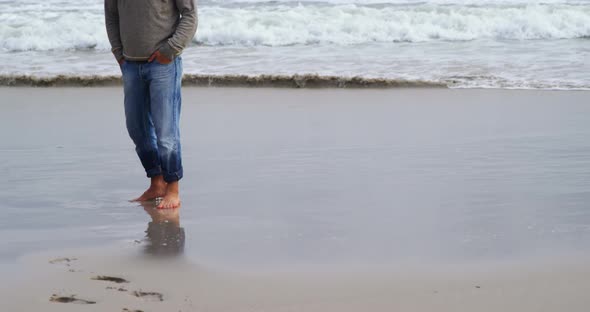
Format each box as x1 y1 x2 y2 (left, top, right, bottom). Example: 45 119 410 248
148 50 172 65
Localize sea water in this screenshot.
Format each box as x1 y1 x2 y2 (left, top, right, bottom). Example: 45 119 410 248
0 0 589 89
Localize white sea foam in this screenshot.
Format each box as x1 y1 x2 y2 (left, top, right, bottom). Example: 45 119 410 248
1 3 589 51
207 0 590 4
1 12 109 51
198 4 590 46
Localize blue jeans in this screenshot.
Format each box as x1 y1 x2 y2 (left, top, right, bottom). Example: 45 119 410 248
121 57 183 183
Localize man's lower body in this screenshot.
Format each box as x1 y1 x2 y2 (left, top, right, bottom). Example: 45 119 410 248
121 56 183 209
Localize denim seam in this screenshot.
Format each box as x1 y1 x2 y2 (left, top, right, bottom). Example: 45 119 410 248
166 57 183 183
174 57 181 135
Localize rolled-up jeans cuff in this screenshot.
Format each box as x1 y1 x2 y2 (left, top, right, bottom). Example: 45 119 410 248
146 167 163 178
163 169 183 183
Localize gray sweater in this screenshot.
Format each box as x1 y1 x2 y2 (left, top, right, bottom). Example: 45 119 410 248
105 0 198 61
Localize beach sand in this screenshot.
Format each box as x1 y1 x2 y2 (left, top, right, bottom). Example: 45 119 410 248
4 240 590 312
1 87 590 311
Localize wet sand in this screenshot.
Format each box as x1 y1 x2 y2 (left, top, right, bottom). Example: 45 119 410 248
1 87 590 310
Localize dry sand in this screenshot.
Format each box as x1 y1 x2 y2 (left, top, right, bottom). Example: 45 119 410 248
4 245 590 312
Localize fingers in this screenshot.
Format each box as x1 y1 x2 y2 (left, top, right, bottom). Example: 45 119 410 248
148 51 172 65
148 52 157 62
119 51 172 65
156 53 172 65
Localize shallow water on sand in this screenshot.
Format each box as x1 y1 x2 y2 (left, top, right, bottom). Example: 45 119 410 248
1 87 590 272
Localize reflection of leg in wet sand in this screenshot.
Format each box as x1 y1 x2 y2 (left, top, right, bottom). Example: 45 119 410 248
141 202 185 256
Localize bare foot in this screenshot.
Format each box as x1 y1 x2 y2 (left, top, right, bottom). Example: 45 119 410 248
157 181 181 209
131 176 167 202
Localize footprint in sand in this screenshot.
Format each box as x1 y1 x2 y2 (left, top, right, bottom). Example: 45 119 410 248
49 257 78 267
49 294 96 304
91 275 130 283
132 290 164 302
90 275 163 302
49 257 77 264
106 286 128 292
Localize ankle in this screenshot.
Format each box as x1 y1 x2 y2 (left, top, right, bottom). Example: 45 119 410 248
166 181 180 194
150 175 166 187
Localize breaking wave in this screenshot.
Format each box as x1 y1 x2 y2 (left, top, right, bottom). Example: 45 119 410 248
1 3 589 51
198 4 590 46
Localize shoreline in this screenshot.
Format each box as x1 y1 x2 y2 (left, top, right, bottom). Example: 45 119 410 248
2 74 588 90
0 74 447 88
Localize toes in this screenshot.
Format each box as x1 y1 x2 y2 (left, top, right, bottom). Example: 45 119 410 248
155 198 180 209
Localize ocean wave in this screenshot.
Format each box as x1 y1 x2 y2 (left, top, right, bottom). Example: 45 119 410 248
204 0 590 5
197 4 590 45
205 0 589 3
1 3 589 51
0 10 109 51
